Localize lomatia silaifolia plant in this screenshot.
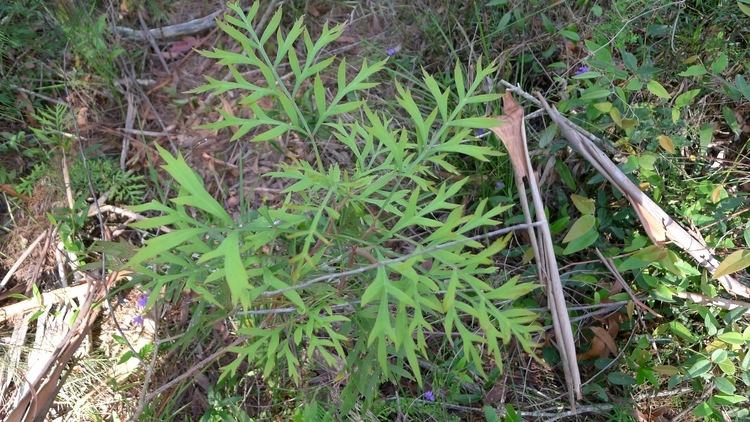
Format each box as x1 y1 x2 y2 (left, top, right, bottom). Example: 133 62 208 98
126 2 541 412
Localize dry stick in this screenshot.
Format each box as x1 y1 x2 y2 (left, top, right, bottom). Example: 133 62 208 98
88 204 173 233
138 10 171 74
491 93 580 406
113 9 224 41
0 231 47 289
511 138 578 407
5 281 99 421
8 84 67 106
142 336 246 403
674 291 750 314
120 87 136 171
533 94 750 298
594 248 662 318
519 108 581 405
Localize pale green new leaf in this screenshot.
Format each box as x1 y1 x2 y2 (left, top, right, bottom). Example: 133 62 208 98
260 8 282 45
156 145 232 225
223 232 250 308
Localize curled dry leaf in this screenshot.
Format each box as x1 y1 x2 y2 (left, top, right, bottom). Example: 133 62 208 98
589 326 618 356
490 92 528 179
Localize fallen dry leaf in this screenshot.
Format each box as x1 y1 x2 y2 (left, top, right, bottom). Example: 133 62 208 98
168 36 200 55
76 106 89 128
490 92 528 179
589 326 618 356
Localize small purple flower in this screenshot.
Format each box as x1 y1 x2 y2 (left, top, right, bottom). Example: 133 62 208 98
132 315 144 326
136 294 148 310
423 390 435 402
495 180 505 190
574 65 590 75
474 128 487 137
386 46 400 57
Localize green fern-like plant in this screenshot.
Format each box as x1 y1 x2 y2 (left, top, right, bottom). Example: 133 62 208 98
126 3 540 415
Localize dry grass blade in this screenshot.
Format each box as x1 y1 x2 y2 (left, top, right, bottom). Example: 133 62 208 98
490 92 581 407
534 94 750 299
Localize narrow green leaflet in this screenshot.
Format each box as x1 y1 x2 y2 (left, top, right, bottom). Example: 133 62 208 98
223 232 250 308
128 228 206 267
156 145 232 225
263 269 306 311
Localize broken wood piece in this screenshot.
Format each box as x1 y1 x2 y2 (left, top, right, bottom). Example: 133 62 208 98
534 94 750 299
491 92 582 407
0 283 90 324
89 204 173 233
113 9 224 41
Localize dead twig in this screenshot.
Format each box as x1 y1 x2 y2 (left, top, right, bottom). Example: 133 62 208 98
0 284 90 324
120 86 137 171
131 336 246 420
113 9 224 41
88 204 172 233
595 248 662 318
138 10 171 74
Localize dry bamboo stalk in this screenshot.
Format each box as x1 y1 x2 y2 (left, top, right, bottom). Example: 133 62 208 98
490 93 581 407
534 94 750 298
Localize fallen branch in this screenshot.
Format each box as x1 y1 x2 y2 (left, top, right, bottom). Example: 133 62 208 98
113 9 223 41
533 93 750 298
6 282 99 421
89 204 172 233
490 93 581 407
